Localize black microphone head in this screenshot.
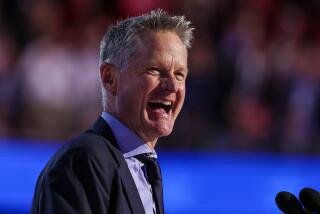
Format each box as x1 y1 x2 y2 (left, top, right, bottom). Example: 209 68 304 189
275 191 304 213
299 187 320 213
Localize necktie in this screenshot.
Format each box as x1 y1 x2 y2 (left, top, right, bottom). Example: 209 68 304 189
135 154 164 214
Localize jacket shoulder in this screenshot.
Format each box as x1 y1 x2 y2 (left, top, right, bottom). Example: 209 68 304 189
31 132 121 214
50 131 121 171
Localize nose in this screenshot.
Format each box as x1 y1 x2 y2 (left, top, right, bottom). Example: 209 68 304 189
161 75 179 92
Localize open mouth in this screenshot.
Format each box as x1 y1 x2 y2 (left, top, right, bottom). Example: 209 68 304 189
148 101 172 113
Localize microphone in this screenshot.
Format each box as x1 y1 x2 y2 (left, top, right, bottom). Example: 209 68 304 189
275 191 305 213
299 188 320 213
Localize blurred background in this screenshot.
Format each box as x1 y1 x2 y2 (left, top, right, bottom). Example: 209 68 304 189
1 0 320 213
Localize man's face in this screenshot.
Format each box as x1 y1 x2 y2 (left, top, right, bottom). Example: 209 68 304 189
114 31 188 144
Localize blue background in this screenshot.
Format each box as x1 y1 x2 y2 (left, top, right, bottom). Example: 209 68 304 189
1 138 320 214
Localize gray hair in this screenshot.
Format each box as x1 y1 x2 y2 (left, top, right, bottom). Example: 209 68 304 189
100 9 194 110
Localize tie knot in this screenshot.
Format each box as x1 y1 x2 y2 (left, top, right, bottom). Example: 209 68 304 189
134 153 155 163
134 153 162 182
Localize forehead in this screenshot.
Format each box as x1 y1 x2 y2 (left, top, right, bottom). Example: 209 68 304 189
130 30 188 67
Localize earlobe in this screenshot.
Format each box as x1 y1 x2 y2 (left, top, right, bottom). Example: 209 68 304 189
100 63 117 95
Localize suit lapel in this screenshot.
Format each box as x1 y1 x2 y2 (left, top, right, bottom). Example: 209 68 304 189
90 116 145 214
118 162 145 214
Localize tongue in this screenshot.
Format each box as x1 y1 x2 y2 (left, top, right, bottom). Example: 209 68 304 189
148 103 169 119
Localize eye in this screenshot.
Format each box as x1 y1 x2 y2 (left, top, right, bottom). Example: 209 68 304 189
147 67 161 76
175 71 187 81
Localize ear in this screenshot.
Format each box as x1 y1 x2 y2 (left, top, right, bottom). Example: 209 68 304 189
100 63 118 96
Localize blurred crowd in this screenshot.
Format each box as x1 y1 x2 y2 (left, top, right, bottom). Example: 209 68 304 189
1 0 320 153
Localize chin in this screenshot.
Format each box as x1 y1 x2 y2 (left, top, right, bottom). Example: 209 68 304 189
153 124 174 137
145 116 175 138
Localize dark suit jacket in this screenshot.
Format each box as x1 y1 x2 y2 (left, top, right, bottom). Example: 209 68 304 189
31 117 146 214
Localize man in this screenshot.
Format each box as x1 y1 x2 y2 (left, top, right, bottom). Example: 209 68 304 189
31 9 193 214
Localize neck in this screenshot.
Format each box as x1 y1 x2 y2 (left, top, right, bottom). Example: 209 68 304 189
104 110 158 149
147 140 157 149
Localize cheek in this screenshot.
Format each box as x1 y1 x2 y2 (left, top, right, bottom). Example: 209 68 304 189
117 84 140 111
139 77 159 97
174 85 186 116
132 79 155 109
178 85 186 104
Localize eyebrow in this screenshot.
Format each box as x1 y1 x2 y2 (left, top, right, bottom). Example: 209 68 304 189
148 59 188 70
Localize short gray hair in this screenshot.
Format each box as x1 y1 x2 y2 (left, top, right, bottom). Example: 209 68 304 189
100 9 194 110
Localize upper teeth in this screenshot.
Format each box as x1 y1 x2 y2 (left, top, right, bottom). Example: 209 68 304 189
151 100 172 106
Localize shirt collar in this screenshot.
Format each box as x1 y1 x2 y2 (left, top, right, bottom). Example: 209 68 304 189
101 112 157 158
